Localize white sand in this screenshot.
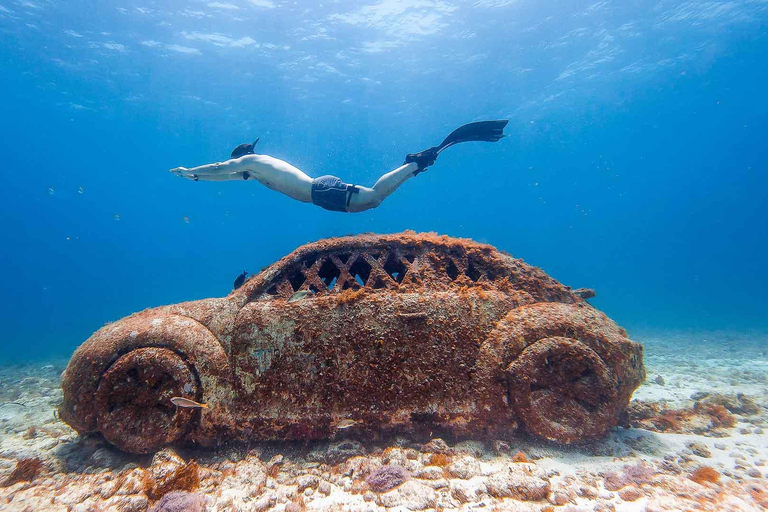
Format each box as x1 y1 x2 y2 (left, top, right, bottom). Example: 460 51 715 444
0 331 766 511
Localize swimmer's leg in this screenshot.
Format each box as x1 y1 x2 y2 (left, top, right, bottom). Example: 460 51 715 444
347 162 418 213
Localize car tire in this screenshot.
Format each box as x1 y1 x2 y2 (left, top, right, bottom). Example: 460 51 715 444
94 347 200 453
506 335 618 443
60 313 231 452
476 302 641 443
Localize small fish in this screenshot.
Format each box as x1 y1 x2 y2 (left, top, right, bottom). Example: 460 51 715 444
573 288 596 300
288 289 312 303
0 402 27 409
233 271 248 290
335 418 359 430
170 397 208 409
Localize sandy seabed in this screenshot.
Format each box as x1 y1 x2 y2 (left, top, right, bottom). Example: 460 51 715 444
0 330 766 511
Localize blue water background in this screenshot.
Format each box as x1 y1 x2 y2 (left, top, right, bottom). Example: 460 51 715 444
1 1 767 362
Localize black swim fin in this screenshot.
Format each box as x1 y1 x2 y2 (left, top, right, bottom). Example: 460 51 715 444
434 120 508 155
405 120 508 172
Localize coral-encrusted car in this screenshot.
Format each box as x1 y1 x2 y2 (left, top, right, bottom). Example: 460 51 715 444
60 232 645 453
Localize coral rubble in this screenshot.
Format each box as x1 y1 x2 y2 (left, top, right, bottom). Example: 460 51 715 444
2 329 765 511
1 359 768 510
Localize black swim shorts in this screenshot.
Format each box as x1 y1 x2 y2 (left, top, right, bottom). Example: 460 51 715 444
311 175 359 212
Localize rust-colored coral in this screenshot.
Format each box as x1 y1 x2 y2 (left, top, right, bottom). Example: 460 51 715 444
427 453 452 467
690 466 720 485
512 451 529 463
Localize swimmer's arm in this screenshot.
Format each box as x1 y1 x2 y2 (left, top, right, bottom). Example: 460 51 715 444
171 159 244 181
171 155 297 180
169 155 314 202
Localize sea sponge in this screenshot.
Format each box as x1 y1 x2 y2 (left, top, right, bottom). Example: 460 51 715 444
148 491 206 512
366 464 410 493
690 466 720 485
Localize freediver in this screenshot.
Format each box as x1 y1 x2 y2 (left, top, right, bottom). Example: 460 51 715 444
170 120 508 213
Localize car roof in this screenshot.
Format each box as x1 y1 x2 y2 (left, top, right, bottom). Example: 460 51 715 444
236 232 577 305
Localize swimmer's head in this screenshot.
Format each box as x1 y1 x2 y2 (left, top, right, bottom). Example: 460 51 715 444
230 137 260 159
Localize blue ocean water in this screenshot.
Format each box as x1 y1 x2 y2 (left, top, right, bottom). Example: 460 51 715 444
0 0 766 363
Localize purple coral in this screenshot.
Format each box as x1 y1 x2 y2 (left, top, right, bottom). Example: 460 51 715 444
604 461 656 491
148 491 206 512
366 464 410 493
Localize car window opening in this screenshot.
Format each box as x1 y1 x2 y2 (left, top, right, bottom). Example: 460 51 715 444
318 259 341 290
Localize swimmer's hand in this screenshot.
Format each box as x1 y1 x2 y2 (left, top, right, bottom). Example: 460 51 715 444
170 167 190 177
170 166 202 182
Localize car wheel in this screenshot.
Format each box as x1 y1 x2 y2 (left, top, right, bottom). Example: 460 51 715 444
506 335 617 443
94 347 199 453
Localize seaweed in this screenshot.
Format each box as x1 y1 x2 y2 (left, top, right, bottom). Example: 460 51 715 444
144 461 200 500
1 457 43 487
695 403 735 429
629 399 736 434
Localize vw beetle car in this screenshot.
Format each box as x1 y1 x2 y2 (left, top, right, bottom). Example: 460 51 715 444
60 232 645 453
